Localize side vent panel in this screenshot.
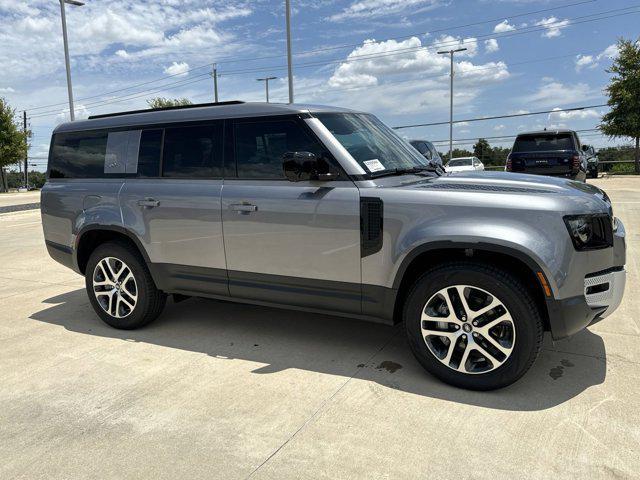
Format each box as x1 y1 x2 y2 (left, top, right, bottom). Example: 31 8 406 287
361 197 383 257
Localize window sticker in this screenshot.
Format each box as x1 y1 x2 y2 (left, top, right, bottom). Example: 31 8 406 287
363 159 385 172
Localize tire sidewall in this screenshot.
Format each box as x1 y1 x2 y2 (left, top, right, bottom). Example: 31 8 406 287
405 265 540 390
85 243 153 329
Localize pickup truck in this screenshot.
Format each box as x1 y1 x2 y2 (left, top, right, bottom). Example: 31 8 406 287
506 129 588 182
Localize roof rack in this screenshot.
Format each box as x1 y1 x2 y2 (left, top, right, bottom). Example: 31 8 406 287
87 100 245 120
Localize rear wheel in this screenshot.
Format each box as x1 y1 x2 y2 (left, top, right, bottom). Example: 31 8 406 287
404 262 543 390
85 242 166 329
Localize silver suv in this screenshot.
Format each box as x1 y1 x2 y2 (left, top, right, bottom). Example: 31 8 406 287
41 102 626 390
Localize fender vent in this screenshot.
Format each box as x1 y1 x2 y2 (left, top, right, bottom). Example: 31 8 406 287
361 197 383 257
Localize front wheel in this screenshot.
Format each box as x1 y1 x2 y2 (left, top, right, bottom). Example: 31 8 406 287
85 241 166 329
404 262 543 390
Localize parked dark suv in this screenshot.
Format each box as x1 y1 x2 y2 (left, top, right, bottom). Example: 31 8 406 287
506 129 588 182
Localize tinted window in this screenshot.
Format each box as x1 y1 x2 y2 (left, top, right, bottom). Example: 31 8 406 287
49 130 108 178
162 124 223 178
448 158 473 167
411 141 429 155
234 119 324 179
138 129 162 177
512 134 575 153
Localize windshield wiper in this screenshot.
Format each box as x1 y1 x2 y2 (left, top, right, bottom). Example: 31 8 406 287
369 166 439 178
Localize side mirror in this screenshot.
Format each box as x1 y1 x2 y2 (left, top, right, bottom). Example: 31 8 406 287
582 144 590 152
282 151 338 182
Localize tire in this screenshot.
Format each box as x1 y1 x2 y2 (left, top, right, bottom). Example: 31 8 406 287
85 241 166 329
404 261 543 390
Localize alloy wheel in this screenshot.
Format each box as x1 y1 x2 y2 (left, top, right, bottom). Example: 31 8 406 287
420 285 516 374
92 257 138 318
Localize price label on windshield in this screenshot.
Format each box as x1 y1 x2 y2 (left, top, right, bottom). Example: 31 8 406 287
363 159 385 172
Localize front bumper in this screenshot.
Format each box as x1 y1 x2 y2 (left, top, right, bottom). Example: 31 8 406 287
547 266 626 340
584 267 626 318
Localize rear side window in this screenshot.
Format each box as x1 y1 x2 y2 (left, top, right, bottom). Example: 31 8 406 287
49 131 108 178
234 119 324 179
162 124 223 178
512 134 575 153
137 129 162 177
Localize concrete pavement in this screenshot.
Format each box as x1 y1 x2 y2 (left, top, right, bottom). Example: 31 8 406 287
0 177 638 479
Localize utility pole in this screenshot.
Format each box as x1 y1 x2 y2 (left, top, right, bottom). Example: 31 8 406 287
437 47 467 162
212 64 219 102
58 0 84 121
257 76 277 102
285 0 294 103
23 111 28 188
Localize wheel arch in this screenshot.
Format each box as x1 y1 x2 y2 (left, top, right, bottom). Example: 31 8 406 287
390 242 552 332
75 225 152 276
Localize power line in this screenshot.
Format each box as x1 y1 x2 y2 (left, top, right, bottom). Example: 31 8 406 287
393 104 609 129
27 0 598 110
20 3 635 115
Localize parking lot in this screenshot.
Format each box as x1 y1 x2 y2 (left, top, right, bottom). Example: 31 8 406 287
0 176 638 479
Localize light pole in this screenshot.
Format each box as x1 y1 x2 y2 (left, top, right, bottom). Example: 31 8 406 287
285 0 294 103
58 0 84 121
257 76 277 103
212 64 219 102
437 47 467 162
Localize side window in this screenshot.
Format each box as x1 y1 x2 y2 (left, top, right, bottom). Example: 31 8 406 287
49 130 108 178
137 129 162 177
162 123 223 178
412 141 428 155
234 119 325 179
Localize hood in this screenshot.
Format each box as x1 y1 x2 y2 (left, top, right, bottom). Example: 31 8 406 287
363 170 612 214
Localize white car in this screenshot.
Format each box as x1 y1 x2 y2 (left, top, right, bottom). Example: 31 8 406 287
446 156 484 173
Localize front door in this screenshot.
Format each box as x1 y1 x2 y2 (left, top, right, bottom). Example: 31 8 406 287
221 116 362 314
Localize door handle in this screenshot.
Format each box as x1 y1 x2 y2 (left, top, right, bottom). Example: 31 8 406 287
138 198 160 208
230 203 258 213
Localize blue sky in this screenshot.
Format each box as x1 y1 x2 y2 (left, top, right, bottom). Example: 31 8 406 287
1 0 638 168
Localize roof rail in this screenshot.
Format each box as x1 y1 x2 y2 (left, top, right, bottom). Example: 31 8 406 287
87 101 245 120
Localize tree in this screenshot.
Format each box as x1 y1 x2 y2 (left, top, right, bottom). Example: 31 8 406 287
0 98 30 192
473 138 491 163
146 97 193 109
600 38 640 174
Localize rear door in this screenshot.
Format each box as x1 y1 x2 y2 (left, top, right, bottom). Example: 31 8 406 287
221 116 362 314
120 122 228 296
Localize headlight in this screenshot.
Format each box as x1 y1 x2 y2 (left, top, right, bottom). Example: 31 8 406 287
564 214 613 250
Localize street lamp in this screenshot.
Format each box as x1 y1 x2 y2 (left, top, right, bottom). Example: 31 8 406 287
58 0 84 121
437 47 467 162
257 76 277 103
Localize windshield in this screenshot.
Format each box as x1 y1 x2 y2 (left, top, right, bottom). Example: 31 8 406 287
448 158 473 167
314 113 428 175
513 133 575 153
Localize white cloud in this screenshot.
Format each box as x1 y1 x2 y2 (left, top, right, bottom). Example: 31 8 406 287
522 81 598 107
0 2 252 82
534 17 570 38
575 44 618 71
436 35 478 57
494 20 516 33
484 39 499 53
493 124 506 131
329 0 442 21
548 107 601 122
321 37 509 115
0 87 15 93
56 104 91 124
163 61 190 77
327 36 507 89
